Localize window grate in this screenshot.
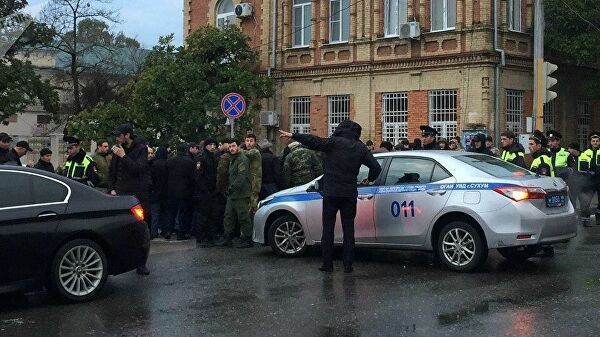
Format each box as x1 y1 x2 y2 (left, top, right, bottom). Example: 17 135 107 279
543 100 555 132
506 90 523 134
328 95 350 136
290 97 311 134
382 92 408 143
578 99 591 150
429 90 458 138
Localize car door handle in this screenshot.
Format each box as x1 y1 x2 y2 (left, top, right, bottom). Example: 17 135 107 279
426 190 447 196
38 212 57 218
357 194 374 200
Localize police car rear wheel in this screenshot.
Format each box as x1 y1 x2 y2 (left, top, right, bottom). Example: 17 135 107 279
497 245 541 262
437 221 486 272
269 215 307 257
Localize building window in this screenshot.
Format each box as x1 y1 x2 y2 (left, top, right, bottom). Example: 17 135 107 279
543 100 555 132
290 97 311 134
216 0 235 29
431 0 456 32
382 93 408 143
384 0 408 37
429 90 458 138
328 95 350 136
293 0 312 47
508 0 522 32
506 90 523 133
330 0 350 43
578 99 591 150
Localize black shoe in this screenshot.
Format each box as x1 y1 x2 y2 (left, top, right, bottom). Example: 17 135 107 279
344 266 353 273
235 237 253 248
319 265 333 272
197 240 215 248
161 232 171 240
582 218 593 227
136 266 150 275
215 237 232 247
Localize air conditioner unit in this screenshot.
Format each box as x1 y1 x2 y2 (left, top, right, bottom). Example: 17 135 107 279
399 21 421 39
259 111 279 127
235 3 253 18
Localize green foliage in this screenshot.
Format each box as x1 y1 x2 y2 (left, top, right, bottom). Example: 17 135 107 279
69 26 274 145
0 0 59 123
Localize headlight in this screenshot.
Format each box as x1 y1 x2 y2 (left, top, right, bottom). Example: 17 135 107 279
258 195 275 209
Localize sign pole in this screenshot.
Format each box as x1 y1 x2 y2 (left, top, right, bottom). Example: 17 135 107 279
230 118 235 138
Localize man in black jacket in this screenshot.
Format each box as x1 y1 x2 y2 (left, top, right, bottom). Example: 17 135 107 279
33 148 55 173
259 139 283 199
0 132 13 164
109 124 151 275
5 141 33 166
470 134 494 156
149 146 169 239
279 120 382 273
166 143 195 241
194 138 220 246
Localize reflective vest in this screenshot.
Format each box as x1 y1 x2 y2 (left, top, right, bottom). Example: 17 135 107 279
578 148 600 172
501 149 525 163
551 148 570 168
64 154 94 181
531 154 555 177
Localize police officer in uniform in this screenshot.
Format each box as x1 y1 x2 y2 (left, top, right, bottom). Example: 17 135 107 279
528 130 554 177
546 130 575 180
63 136 100 187
577 131 600 227
500 130 526 168
420 125 440 150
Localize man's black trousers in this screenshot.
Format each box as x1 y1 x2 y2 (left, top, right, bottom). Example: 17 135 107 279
321 196 357 269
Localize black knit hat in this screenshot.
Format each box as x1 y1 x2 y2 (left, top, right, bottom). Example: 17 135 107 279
40 148 52 156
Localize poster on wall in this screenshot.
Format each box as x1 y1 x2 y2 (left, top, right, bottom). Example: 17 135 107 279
462 129 488 152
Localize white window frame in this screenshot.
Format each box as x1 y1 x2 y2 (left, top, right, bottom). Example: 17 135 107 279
578 99 591 150
384 0 408 37
290 97 311 134
382 92 409 142
543 100 556 132
508 0 522 32
293 0 312 47
428 90 458 138
430 0 456 32
328 95 350 136
216 0 235 29
329 0 350 43
506 90 523 134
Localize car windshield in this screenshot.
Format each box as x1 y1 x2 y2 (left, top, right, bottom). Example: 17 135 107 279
455 154 532 178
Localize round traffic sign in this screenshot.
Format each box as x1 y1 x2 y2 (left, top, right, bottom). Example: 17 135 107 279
221 93 246 119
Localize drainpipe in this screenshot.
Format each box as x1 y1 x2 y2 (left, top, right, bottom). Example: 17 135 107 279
494 0 505 142
268 0 277 77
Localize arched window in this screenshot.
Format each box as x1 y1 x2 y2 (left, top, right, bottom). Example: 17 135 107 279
216 0 235 29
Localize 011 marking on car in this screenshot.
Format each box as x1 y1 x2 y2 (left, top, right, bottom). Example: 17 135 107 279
391 200 416 218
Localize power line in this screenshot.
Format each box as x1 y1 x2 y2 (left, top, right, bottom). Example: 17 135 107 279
557 0 600 33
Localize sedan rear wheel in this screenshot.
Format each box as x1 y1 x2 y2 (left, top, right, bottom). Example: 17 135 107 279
436 221 487 272
48 239 108 302
268 215 307 257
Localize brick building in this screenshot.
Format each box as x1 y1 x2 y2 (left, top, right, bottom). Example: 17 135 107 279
185 0 599 149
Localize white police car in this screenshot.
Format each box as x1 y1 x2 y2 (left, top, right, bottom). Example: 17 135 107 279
253 151 576 272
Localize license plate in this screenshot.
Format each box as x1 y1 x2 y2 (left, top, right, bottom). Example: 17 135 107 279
545 194 566 208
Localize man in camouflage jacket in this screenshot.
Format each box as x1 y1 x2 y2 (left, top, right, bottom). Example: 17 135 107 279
243 134 262 216
283 141 323 188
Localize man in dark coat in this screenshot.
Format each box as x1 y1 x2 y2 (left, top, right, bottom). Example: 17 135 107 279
279 120 382 273
194 138 220 246
470 134 494 156
34 148 55 173
109 124 151 275
5 141 33 166
259 139 284 199
166 143 195 241
0 132 13 164
420 126 440 150
149 146 169 239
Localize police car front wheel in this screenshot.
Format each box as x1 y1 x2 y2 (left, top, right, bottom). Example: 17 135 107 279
268 215 307 257
436 221 487 272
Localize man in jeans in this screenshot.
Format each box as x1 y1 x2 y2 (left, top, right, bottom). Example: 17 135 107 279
279 120 381 273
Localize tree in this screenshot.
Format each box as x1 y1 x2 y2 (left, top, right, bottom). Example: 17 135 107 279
40 0 120 114
0 0 59 124
68 26 274 144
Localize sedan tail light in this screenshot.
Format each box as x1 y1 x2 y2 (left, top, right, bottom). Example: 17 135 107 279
131 204 145 221
494 186 546 202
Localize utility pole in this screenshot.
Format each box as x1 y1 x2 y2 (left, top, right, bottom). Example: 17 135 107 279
533 0 545 131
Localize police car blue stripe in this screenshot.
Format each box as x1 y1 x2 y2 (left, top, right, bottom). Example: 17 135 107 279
263 183 516 206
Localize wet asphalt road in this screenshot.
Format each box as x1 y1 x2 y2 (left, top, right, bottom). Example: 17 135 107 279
2 225 600 337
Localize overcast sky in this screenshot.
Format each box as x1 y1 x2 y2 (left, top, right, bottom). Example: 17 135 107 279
24 0 184 48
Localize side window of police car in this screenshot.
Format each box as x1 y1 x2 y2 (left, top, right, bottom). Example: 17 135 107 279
357 158 385 184
384 158 446 186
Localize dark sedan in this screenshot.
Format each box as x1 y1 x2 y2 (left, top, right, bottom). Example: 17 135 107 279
0 165 150 302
